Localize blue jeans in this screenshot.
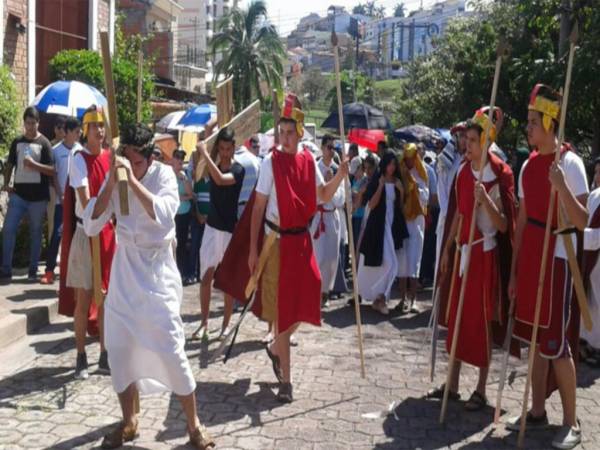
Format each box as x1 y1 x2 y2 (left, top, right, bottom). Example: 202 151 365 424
45 204 63 273
1 193 48 277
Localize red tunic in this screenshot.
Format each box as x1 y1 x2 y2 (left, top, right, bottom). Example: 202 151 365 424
58 149 116 335
513 145 579 360
214 147 322 333
445 153 518 367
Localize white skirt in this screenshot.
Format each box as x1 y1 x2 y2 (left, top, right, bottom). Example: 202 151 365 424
199 224 232 280
105 241 196 396
311 211 341 293
397 215 425 278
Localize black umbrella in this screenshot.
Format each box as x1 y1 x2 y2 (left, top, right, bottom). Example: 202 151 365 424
393 124 443 148
321 102 391 131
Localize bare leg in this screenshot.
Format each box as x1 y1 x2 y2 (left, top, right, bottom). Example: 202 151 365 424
475 327 493 396
74 288 92 353
200 268 215 328
117 383 139 428
531 348 550 417
398 277 407 302
408 277 418 303
98 301 105 352
178 392 201 432
222 293 234 331
552 356 578 427
271 323 300 383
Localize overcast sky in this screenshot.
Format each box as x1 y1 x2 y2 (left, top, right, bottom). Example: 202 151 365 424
242 0 439 35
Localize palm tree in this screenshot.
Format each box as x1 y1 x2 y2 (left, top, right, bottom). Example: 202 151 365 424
210 1 285 112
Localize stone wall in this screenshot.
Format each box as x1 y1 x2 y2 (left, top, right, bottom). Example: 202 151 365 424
3 0 28 103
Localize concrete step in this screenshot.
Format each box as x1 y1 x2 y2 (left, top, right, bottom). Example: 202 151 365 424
0 275 63 351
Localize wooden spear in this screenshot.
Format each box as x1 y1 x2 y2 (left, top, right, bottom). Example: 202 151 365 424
439 39 508 424
136 49 143 123
332 30 366 379
517 23 579 448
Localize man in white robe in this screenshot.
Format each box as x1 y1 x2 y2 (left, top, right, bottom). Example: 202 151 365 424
83 124 214 450
311 136 345 307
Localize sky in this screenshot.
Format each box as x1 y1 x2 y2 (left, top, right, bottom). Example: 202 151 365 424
242 0 439 36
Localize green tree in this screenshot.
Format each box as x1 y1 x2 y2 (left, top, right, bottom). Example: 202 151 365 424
353 2 386 19
303 67 331 104
394 3 406 18
210 1 285 112
0 66 22 158
326 70 374 111
48 17 154 130
391 0 600 159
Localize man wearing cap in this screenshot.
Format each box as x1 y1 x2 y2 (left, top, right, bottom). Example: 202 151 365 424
506 85 589 449
58 105 116 379
84 123 214 450
396 143 429 313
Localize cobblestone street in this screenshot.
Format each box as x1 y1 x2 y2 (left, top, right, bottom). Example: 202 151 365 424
1 282 600 449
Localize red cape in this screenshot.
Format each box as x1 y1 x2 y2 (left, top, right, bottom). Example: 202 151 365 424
215 147 321 334
58 149 115 336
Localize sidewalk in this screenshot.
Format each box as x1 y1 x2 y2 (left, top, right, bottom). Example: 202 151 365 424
1 283 599 449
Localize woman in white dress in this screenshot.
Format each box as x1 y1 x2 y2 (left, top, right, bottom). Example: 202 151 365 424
357 150 408 315
83 124 214 450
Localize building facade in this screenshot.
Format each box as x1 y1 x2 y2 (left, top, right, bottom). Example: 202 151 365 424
1 0 115 103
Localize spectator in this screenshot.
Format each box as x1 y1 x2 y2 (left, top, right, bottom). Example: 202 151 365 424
1 107 54 282
234 141 260 218
248 135 261 157
187 147 210 284
418 143 439 286
40 117 82 284
51 115 67 146
171 150 195 285
377 140 388 158
352 153 377 249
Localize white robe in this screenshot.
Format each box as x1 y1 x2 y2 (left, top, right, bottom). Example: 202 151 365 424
83 162 196 396
311 160 345 293
397 167 429 278
357 183 398 302
581 189 600 348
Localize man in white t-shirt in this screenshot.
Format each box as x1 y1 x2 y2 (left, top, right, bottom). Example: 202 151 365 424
247 93 348 403
507 85 589 450
41 117 82 284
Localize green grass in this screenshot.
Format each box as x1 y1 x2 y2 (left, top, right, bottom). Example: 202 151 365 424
304 108 329 127
374 78 406 100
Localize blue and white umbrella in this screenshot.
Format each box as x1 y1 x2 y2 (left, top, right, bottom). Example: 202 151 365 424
175 104 217 133
32 80 107 119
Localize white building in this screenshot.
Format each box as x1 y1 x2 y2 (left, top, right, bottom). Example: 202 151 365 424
364 0 468 73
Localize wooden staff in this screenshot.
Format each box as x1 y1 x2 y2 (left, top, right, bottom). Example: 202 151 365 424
136 49 143 122
272 89 280 145
517 24 579 448
494 297 516 423
100 31 129 216
332 30 366 379
440 40 507 424
430 215 463 382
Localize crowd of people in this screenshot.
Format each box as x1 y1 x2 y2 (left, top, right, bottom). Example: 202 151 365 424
0 82 599 450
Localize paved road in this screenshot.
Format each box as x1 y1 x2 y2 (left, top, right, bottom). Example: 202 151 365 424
1 282 600 449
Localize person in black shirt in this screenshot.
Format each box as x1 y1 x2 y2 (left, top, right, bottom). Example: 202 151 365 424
1 107 54 281
193 127 244 342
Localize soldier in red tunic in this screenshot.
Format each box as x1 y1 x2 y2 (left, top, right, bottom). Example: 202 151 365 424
433 110 516 410
507 85 589 450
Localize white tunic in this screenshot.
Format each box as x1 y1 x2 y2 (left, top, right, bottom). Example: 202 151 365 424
397 167 429 278
310 159 345 293
581 189 600 348
83 162 196 396
357 183 398 302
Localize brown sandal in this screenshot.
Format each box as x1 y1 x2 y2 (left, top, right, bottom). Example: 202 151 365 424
464 391 488 411
101 420 139 449
266 345 284 383
189 425 216 449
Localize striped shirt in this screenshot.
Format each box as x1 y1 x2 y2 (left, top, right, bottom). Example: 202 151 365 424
234 146 260 217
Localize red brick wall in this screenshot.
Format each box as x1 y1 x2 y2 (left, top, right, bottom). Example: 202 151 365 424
3 0 29 102
98 0 110 38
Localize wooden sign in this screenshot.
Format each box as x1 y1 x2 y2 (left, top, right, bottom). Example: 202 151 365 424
195 100 261 182
216 77 234 128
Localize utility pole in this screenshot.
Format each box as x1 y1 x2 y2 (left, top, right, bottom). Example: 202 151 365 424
390 22 395 64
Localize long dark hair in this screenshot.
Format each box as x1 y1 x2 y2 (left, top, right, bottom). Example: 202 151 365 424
364 150 400 203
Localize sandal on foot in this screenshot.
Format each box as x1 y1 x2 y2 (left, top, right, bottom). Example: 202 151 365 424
464 391 488 411
265 345 284 383
425 384 460 402
101 420 139 449
506 411 549 431
276 382 293 403
189 424 215 450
